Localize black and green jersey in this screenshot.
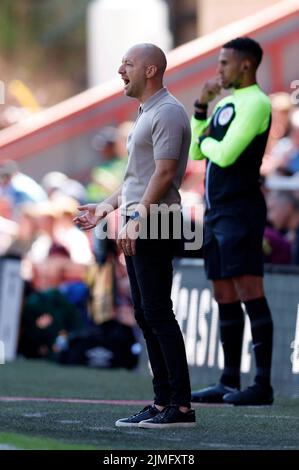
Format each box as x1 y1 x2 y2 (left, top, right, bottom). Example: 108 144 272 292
190 84 271 209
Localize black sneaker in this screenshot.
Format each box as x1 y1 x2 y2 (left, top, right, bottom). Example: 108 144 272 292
115 405 161 427
138 405 196 429
191 383 239 403
223 384 274 406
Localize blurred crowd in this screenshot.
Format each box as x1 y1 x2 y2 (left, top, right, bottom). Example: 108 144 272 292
1 91 299 363
261 92 299 265
0 121 139 367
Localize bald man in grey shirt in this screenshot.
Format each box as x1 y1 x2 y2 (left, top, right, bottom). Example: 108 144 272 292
75 43 195 429
120 87 190 215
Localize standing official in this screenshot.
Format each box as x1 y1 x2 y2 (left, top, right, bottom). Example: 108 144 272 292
190 37 274 405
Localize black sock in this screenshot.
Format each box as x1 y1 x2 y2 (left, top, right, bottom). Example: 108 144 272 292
244 297 273 388
218 301 244 389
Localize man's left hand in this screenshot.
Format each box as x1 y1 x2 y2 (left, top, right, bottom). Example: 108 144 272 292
117 220 140 256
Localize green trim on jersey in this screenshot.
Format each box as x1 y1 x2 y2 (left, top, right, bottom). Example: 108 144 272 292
190 84 271 168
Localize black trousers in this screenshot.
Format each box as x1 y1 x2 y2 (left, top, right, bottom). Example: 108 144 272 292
124 213 191 407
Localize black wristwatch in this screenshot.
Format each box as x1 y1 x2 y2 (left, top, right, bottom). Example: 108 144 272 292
194 99 208 110
130 210 141 222
194 100 208 120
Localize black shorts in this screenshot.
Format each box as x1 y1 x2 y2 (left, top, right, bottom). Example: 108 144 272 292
203 197 267 280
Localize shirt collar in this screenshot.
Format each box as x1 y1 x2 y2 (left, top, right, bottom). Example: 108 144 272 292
140 87 168 112
233 84 259 95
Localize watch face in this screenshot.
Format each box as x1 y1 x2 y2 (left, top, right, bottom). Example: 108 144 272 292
130 211 140 221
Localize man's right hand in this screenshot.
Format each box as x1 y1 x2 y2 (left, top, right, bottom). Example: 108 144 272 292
199 78 222 104
73 204 108 230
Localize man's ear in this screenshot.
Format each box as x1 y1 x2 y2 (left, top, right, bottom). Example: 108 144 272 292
146 65 157 78
242 59 251 72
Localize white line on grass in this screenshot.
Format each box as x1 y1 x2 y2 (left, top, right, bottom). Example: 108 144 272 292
198 442 299 450
58 420 81 424
88 426 186 443
244 415 299 419
0 444 21 450
88 426 118 432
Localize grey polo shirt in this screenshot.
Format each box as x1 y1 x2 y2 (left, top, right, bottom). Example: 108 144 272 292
120 87 191 215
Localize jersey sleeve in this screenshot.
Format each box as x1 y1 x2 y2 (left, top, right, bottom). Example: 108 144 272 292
200 96 271 168
189 115 211 160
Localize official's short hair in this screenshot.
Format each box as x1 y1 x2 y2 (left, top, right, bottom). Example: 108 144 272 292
223 37 263 68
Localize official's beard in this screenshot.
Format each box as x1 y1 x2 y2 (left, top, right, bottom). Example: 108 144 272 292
222 82 234 89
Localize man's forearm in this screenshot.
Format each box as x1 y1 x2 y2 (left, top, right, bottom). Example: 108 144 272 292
100 187 122 212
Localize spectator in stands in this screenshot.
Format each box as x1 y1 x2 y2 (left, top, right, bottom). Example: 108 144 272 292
276 109 299 176
26 201 58 264
19 287 84 359
0 196 18 255
41 171 87 204
0 160 47 213
261 92 293 176
41 171 68 197
87 126 127 202
268 92 292 150
86 123 133 324
19 199 91 292
267 191 299 264
0 196 13 219
263 226 292 265
5 203 38 258
51 195 94 265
